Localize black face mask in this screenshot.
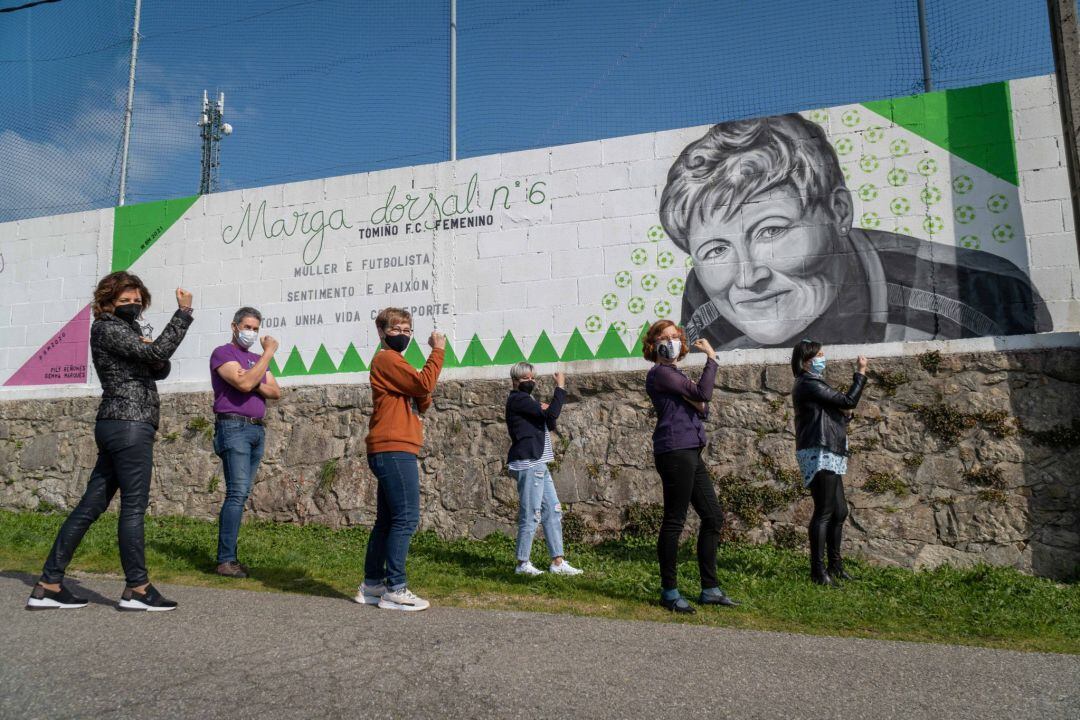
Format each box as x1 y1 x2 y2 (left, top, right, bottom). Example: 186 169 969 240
114 303 142 323
517 380 536 395
384 334 410 353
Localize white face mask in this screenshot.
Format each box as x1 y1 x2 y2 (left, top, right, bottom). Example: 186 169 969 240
237 329 258 349
657 338 681 360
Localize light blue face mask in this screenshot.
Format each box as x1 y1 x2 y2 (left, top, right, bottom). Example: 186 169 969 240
810 357 827 374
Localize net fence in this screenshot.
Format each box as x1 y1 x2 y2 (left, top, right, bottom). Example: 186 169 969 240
0 0 1060 223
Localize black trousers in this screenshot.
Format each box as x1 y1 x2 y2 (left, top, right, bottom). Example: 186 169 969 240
655 447 722 591
808 470 848 571
41 420 156 587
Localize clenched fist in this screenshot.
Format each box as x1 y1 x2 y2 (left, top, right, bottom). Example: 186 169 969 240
857 355 869 374
553 371 566 388
692 337 716 360
261 335 279 355
428 331 446 350
175 287 193 309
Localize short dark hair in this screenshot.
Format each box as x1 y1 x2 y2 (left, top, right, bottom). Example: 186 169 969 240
791 339 822 378
232 307 262 325
659 114 845 254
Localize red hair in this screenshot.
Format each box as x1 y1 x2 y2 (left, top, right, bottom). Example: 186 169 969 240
642 320 688 362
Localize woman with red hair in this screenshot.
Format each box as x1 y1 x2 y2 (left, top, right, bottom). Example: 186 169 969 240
643 320 738 613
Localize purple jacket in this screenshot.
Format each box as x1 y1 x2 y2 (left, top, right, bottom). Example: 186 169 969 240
645 358 718 454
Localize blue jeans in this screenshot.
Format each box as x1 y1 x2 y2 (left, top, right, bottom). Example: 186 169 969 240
214 420 265 564
513 463 564 563
364 451 420 591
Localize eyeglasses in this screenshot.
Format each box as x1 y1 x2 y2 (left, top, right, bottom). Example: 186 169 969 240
385 327 413 336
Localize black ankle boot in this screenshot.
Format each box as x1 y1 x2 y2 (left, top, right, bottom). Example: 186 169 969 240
810 565 834 586
827 560 852 582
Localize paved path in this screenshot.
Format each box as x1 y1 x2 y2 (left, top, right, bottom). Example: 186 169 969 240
0 572 1076 720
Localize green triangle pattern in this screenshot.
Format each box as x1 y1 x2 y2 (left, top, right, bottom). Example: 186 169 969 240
280 347 308 377
112 195 199 271
459 334 492 367
560 328 594 362
337 343 367 373
492 331 527 365
440 340 460 368
259 326 655 376
594 325 631 359
527 331 560 364
403 338 427 369
629 323 649 358
307 344 337 375
863 82 1017 185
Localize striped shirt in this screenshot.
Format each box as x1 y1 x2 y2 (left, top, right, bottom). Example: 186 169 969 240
508 430 554 471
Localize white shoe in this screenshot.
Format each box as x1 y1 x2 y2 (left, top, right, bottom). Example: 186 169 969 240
355 581 387 605
377 587 430 612
515 562 544 576
549 560 583 576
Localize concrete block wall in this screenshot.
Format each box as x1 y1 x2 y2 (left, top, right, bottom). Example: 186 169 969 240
0 74 1078 398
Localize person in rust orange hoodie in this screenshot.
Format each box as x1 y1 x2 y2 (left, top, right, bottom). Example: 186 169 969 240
355 307 445 612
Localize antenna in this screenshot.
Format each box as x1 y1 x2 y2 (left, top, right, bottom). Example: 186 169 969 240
198 89 234 194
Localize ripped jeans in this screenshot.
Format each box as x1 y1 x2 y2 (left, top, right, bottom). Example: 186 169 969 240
512 463 564 563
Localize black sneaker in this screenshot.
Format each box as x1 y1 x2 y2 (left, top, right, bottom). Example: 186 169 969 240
118 584 178 612
26 583 88 611
698 589 740 607
660 595 696 614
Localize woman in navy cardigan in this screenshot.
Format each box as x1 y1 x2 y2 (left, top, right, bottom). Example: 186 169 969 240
505 362 582 577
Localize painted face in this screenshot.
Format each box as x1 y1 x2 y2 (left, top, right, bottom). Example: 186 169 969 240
686 194 848 345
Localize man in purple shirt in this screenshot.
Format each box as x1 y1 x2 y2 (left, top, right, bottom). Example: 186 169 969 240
210 306 281 577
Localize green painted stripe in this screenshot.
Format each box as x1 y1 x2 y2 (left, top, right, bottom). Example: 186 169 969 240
112 195 199 272
863 82 1018 186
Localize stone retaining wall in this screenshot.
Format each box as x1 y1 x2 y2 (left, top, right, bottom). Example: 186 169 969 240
1 348 1077 579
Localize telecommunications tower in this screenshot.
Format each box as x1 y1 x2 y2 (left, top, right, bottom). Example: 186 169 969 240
198 91 233 194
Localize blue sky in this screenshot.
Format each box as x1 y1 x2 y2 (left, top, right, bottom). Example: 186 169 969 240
0 0 1057 221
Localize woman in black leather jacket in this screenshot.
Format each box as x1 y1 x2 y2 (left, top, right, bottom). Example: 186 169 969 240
27 272 194 612
791 340 868 586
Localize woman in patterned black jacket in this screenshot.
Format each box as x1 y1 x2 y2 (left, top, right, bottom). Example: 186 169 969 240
27 272 194 612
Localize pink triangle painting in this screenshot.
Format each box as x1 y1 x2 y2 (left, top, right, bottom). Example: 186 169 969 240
4 304 92 386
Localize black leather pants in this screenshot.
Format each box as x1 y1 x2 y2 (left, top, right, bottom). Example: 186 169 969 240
808 470 848 572
41 420 156 587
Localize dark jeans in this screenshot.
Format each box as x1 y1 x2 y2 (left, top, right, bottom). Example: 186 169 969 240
655 447 723 592
363 451 420 591
214 420 265 564
41 420 156 587
809 470 849 571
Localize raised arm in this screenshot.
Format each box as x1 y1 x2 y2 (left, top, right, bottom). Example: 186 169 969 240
803 373 867 410
652 358 718 403
95 308 193 364
216 335 279 393
380 346 444 398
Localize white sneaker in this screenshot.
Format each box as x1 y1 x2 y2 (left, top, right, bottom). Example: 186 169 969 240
515 562 544 576
354 581 387 605
377 587 430 612
549 560 583 576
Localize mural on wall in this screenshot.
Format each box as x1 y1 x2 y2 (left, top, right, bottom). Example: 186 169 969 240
0 76 1076 395
661 111 1052 350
